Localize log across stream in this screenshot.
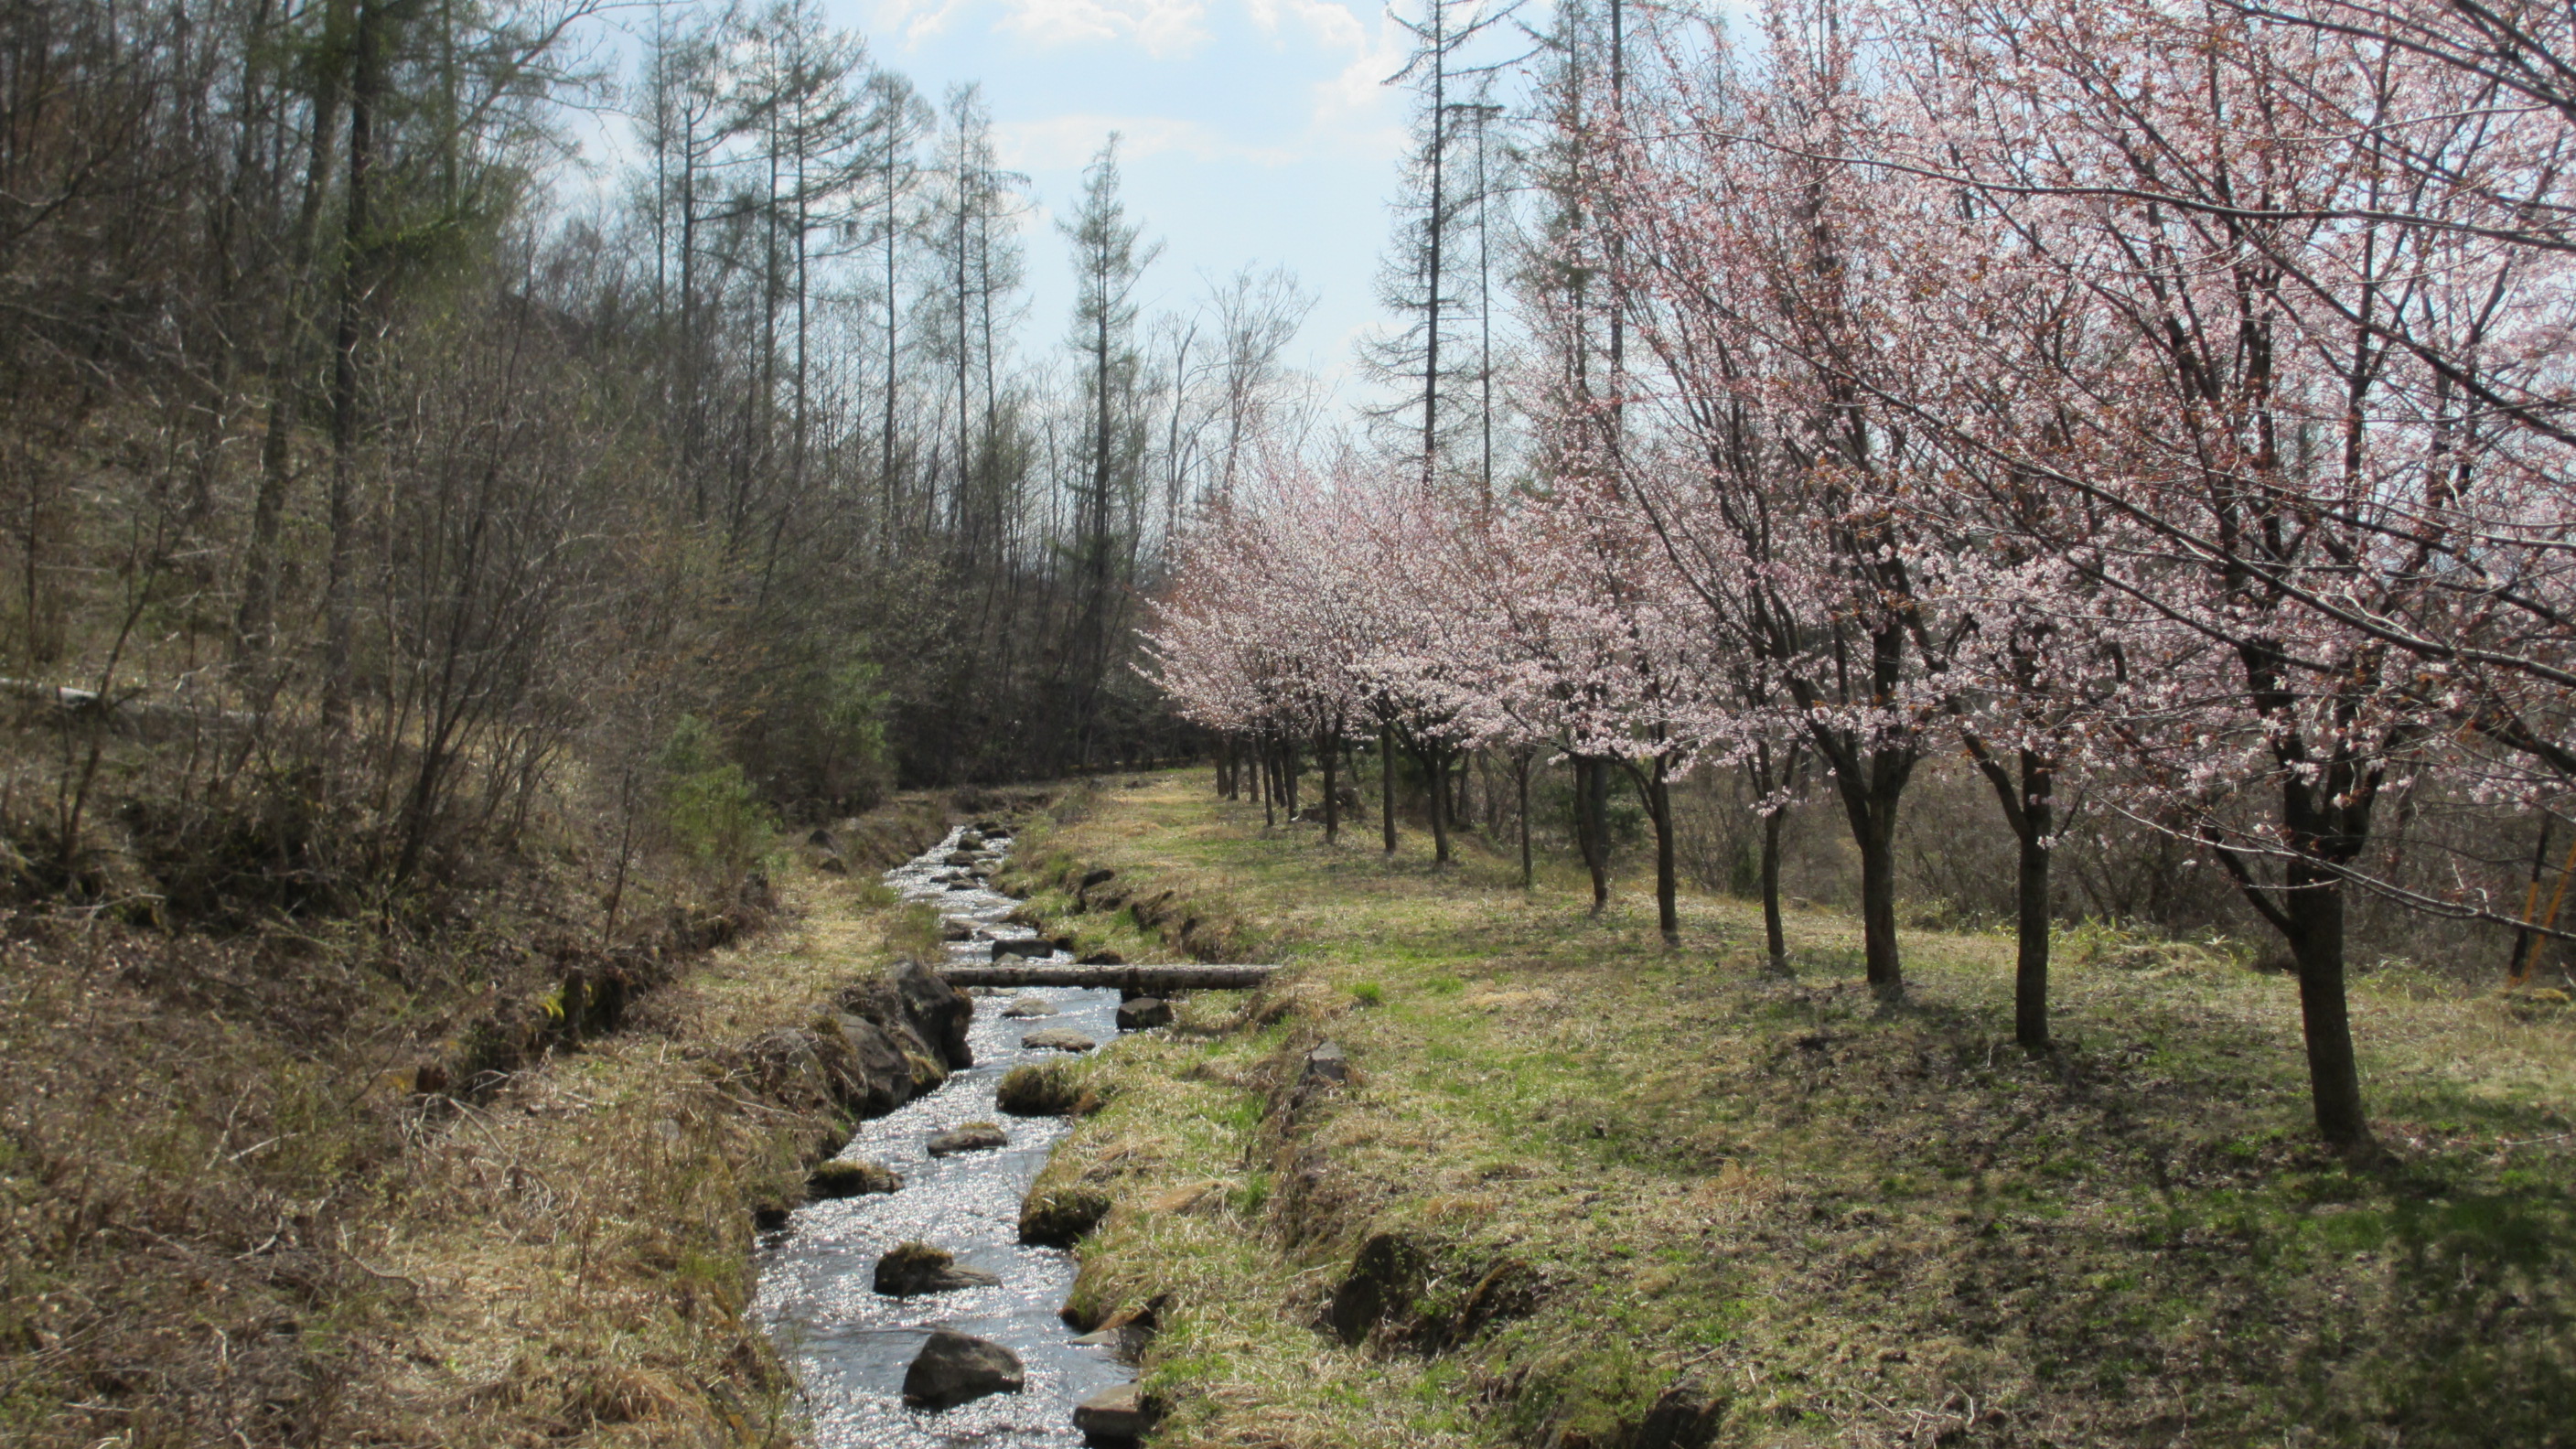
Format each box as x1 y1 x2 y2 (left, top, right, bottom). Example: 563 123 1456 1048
754 826 1133 1447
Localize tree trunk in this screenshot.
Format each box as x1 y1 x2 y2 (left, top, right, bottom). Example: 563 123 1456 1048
1517 749 1532 889
2283 861 2370 1147
1760 805 1787 973
2506 813 2553 982
1967 738 2055 1049
2013 751 2053 1051
1646 760 1678 945
322 0 386 726
943 963 1278 990
2270 768 2375 1148
1380 724 1399 855
1581 757 1611 915
1424 740 1453 864
1320 728 1339 843
1841 777 1905 999
240 388 295 654
239 0 348 658
1856 821 1901 996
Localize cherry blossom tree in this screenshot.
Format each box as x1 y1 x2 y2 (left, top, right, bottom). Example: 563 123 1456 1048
1804 0 2576 1146
1473 483 1728 942
1602 3 1971 999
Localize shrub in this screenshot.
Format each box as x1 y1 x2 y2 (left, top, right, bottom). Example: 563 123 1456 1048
655 714 775 886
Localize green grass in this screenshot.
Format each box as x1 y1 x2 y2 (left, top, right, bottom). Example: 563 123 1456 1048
1022 770 2576 1449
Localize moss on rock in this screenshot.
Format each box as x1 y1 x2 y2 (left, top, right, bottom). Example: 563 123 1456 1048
807 1159 902 1198
995 1060 1082 1116
1017 1185 1111 1247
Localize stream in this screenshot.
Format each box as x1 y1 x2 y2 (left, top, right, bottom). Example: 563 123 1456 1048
754 825 1132 1447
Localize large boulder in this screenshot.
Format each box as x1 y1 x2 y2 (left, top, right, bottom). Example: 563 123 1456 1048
742 1017 918 1123
902 1328 1024 1409
837 961 974 1072
1303 1039 1349 1089
825 1013 918 1117
873 1241 1001 1296
1021 1027 1096 1053
927 1122 1009 1157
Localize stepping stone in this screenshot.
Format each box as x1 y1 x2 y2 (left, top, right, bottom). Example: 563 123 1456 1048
1073 1382 1156 1442
1002 993 1057 1018
1115 997 1172 1031
807 1160 901 1198
874 1241 1001 1296
927 1122 1009 1157
1021 1027 1097 1053
903 1328 1023 1409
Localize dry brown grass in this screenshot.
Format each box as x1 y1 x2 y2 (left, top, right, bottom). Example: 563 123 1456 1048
0 795 953 1448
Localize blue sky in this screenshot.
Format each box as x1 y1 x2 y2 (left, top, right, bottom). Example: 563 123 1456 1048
570 0 1442 391
830 0 1421 382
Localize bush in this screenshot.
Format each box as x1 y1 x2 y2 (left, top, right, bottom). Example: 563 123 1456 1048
655 715 775 886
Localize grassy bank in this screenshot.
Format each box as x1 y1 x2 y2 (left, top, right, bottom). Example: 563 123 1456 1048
1009 772 2576 1448
0 798 954 1448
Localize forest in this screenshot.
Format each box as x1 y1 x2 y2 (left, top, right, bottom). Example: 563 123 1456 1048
1 0 1313 924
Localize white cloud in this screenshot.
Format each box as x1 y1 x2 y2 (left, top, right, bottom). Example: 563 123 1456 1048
1245 0 1366 50
869 0 974 47
995 0 1212 58
993 113 1302 172
1309 11 1414 164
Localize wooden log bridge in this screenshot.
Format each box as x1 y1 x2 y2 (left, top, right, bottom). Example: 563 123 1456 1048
939 963 1279 992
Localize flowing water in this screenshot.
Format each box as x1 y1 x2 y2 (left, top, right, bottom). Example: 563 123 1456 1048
755 826 1131 1447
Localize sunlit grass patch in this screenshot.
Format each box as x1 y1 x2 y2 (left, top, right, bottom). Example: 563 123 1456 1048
1013 769 2576 1448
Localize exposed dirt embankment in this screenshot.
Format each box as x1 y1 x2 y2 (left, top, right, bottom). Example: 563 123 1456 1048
0 792 980 1448
976 774 2576 1449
